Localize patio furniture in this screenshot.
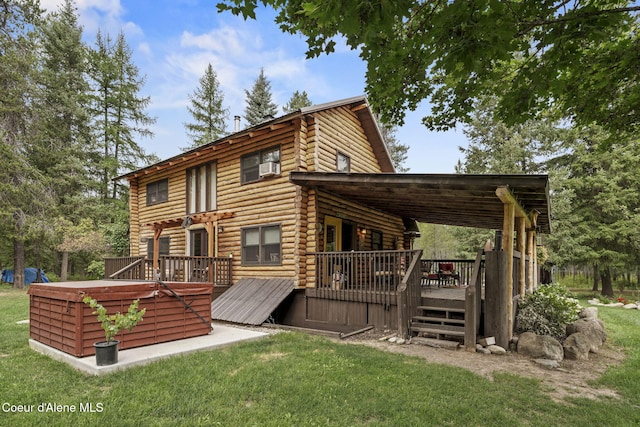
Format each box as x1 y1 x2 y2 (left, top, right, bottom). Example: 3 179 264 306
438 262 460 286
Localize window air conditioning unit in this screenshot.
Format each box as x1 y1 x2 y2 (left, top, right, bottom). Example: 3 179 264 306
259 161 280 177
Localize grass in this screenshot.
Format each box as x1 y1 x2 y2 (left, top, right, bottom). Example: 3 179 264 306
1 284 640 426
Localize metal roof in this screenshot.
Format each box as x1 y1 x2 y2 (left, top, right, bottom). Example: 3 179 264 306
290 172 551 233
211 278 294 325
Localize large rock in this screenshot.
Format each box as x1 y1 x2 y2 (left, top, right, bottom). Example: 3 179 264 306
579 306 598 319
563 332 592 360
517 332 564 361
566 318 607 351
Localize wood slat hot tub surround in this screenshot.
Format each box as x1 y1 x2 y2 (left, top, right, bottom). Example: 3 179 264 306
28 280 213 357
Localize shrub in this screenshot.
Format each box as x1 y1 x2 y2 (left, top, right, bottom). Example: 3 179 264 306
516 284 581 341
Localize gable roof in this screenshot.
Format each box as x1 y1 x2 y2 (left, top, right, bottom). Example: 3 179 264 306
118 96 394 180
290 172 552 233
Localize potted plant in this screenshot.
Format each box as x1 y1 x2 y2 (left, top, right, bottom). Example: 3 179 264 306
82 295 146 366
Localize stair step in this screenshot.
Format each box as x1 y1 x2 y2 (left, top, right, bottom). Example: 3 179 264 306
412 315 465 325
417 305 465 314
411 323 465 337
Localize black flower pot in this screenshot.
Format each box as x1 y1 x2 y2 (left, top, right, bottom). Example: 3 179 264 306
94 340 119 366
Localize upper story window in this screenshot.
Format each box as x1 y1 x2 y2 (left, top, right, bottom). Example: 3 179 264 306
147 179 168 205
241 224 282 265
241 146 281 184
337 151 351 172
187 162 217 214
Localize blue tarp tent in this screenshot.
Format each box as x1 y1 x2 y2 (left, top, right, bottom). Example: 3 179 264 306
1 268 49 285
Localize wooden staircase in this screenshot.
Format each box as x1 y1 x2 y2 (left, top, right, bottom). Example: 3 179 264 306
410 303 466 340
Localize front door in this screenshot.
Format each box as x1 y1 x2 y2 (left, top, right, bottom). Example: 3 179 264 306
324 216 342 252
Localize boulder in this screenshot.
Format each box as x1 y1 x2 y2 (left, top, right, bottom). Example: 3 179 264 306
579 306 598 319
563 332 592 360
517 332 564 361
566 318 607 350
487 345 507 355
623 303 637 310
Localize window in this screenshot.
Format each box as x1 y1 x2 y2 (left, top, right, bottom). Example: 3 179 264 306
147 237 170 259
337 151 350 172
371 230 383 251
187 162 216 214
241 146 281 183
146 179 168 205
241 224 281 265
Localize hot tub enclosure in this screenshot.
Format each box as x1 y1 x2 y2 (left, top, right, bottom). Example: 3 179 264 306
28 280 213 357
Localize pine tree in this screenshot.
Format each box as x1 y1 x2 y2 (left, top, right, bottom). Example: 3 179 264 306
31 0 91 219
282 90 312 113
244 68 278 126
0 0 49 288
183 63 228 149
376 118 409 172
88 30 156 201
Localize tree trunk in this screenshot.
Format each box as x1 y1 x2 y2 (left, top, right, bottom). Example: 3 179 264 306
60 251 69 281
600 266 614 297
592 264 599 292
13 238 25 289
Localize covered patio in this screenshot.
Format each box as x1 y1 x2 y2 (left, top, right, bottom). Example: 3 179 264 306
290 172 551 348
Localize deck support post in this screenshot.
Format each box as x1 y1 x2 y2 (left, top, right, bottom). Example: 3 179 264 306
484 250 510 348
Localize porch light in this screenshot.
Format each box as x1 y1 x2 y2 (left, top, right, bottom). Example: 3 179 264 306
218 226 224 233
181 215 192 228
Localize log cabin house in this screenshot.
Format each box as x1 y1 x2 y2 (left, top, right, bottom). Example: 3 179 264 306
109 96 552 349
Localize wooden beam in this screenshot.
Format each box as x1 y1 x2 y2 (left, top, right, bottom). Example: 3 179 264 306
517 217 526 297
153 228 162 273
529 211 539 292
503 201 515 342
495 186 532 227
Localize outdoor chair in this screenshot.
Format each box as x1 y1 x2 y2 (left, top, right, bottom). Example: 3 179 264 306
438 262 460 286
421 261 439 286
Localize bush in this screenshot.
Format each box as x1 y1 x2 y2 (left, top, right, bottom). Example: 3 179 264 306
516 284 581 341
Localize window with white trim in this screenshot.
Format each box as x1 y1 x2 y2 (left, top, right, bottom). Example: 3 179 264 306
187 162 216 214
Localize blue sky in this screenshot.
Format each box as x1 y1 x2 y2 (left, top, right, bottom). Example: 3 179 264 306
43 0 469 173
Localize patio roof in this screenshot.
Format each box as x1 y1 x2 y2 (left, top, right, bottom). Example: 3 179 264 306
289 172 551 233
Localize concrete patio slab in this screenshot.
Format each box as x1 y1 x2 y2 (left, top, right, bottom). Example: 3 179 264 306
29 322 270 376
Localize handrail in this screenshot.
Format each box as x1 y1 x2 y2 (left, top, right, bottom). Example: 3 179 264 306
397 249 423 339
108 257 144 280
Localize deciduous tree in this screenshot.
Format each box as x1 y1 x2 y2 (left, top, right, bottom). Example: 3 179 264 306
218 1 640 139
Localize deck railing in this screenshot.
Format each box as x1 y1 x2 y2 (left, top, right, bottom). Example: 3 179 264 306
105 256 232 286
312 250 423 324
420 259 485 287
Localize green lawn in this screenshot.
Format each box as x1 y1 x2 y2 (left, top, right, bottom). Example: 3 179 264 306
1 284 639 427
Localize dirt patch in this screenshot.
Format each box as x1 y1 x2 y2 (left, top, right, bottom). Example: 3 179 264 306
337 329 625 403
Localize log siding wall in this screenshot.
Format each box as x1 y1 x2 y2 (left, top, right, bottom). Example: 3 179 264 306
127 105 401 289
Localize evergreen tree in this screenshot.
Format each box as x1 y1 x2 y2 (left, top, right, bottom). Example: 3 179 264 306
376 117 409 172
244 68 278 126
0 0 48 288
30 0 91 220
282 90 312 113
183 63 229 149
88 30 156 201
547 127 640 296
